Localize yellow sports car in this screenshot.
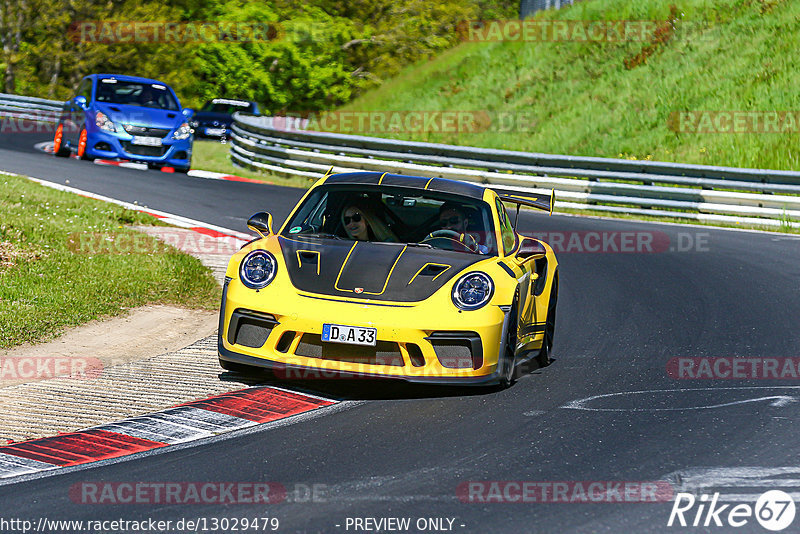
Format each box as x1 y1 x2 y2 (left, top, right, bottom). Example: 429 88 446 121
218 172 558 387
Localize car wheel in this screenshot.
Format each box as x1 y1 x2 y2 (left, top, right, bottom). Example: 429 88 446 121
53 124 70 157
536 275 558 368
77 127 92 160
499 291 519 389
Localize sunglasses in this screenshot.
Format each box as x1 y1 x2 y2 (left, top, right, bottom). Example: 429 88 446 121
440 216 463 225
343 213 363 224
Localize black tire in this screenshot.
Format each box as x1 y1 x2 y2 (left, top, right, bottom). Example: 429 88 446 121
498 291 519 389
536 275 558 368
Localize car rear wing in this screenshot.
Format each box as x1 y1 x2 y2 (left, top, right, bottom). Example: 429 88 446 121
492 188 555 215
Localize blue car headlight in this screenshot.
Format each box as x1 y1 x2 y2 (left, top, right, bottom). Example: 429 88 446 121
239 250 277 289
173 122 192 140
95 111 116 132
452 272 494 310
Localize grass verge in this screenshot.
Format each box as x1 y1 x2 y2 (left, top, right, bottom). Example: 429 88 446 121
0 173 220 349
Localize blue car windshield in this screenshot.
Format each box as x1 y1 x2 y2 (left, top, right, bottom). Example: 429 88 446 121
95 80 179 111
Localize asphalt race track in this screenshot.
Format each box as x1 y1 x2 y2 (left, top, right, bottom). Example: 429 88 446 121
2 132 800 533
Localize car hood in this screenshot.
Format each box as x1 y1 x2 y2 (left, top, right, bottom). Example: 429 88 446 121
94 102 183 130
278 236 485 302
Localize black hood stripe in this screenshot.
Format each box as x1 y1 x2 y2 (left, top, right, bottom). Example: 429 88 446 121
278 236 484 302
335 242 408 295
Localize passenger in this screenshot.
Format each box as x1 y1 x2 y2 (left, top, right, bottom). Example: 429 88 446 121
341 200 397 242
342 204 373 241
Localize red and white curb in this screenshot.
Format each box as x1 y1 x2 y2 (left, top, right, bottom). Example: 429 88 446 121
187 169 265 183
93 159 148 170
0 386 336 480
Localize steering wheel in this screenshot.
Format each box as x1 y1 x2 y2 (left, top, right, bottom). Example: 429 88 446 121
421 229 478 252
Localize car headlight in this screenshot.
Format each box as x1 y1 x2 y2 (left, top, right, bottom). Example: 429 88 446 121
239 250 277 289
172 122 192 140
95 111 116 132
452 272 494 310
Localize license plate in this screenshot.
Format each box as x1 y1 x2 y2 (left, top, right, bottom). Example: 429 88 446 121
205 128 226 136
131 136 162 146
321 323 376 346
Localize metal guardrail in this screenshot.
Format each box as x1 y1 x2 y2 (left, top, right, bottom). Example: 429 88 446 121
229 114 800 229
0 92 62 122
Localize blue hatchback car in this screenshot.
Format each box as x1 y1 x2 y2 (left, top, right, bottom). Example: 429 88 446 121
53 74 194 172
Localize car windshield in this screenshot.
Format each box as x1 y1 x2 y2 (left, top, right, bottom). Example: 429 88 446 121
95 79 180 111
281 184 497 255
200 100 254 114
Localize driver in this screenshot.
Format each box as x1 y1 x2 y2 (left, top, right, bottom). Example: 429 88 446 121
435 202 488 253
139 86 158 107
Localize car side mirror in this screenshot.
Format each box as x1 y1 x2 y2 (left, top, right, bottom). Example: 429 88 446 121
516 237 546 260
74 96 87 109
182 108 194 118
248 212 273 238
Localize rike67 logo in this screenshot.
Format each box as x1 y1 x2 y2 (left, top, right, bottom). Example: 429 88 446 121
668 491 796 531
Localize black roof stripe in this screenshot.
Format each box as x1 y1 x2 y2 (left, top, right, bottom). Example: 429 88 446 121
325 172 485 199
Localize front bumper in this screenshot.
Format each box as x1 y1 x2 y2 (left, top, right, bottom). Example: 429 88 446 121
217 278 512 385
84 129 192 167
